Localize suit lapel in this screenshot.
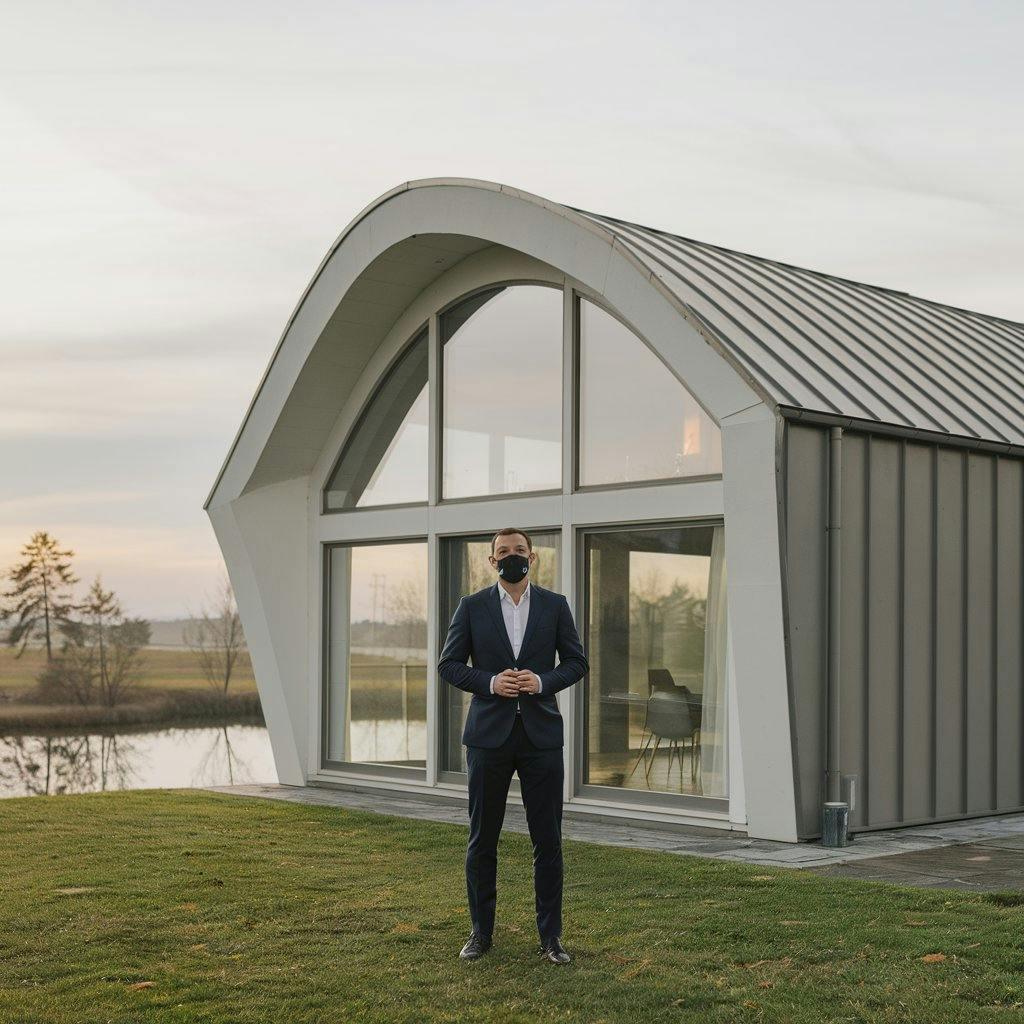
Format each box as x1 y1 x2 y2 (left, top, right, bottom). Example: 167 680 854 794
516 583 544 664
485 581 518 665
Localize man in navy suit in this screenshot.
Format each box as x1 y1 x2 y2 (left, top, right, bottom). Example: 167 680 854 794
437 527 589 964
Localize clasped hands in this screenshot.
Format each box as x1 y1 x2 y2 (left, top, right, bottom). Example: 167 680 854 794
492 668 540 698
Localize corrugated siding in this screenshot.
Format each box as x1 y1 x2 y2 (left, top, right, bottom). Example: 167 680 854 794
783 421 1024 838
574 209 1024 447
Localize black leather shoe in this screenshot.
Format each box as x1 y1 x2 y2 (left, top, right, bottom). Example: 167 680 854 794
459 931 492 960
539 935 571 964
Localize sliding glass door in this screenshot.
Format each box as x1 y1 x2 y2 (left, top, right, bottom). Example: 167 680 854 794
579 522 728 801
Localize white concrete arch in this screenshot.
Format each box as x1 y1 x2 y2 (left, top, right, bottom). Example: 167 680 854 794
204 179 799 842
205 179 765 513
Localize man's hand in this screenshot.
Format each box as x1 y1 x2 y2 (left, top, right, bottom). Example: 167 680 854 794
492 669 521 698
513 670 540 694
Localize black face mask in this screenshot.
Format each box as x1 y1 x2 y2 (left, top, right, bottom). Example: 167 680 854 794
495 553 530 583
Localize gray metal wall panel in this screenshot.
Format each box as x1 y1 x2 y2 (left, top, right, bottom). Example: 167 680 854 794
996 457 1024 809
782 423 828 835
965 452 996 814
902 443 936 822
839 433 868 830
866 436 902 827
933 446 965 819
782 420 1024 837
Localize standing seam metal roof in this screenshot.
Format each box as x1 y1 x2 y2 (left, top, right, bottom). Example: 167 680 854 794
572 207 1024 447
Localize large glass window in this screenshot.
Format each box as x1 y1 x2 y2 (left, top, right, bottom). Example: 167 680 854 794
324 328 429 510
581 523 728 799
324 541 427 771
442 286 563 499
578 299 722 486
438 530 561 774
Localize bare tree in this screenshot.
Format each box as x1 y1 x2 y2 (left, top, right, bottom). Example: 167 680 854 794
42 576 151 706
1 530 79 660
39 577 149 704
183 572 245 695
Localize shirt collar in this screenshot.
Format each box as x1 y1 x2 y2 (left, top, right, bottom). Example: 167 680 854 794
498 579 531 604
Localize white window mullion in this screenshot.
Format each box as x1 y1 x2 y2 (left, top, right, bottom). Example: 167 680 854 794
428 311 440 508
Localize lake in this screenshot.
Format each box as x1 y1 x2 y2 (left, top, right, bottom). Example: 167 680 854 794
0 723 276 797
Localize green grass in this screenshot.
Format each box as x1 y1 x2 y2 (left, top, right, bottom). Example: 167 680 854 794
3 790 1024 1023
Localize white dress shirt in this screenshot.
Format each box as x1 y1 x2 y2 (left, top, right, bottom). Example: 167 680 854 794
489 580 543 712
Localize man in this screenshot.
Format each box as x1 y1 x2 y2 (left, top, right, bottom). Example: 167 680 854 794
437 527 589 965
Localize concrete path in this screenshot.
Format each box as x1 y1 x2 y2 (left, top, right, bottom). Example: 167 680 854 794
205 783 1024 891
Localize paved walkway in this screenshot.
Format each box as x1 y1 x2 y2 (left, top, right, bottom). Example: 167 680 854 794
205 783 1024 892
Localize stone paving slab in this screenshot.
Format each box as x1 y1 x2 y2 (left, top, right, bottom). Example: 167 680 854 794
204 783 1024 890
807 836 1024 890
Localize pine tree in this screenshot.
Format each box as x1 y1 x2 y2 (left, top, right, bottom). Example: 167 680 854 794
1 531 79 660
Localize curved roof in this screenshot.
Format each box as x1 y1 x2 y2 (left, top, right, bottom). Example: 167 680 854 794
572 207 1024 447
206 178 1024 510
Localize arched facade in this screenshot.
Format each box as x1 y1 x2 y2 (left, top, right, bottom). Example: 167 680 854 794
205 180 803 842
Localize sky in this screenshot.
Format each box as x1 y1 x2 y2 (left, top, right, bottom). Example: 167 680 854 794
1 0 1021 619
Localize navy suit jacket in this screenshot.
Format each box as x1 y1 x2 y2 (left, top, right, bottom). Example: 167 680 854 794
437 580 589 749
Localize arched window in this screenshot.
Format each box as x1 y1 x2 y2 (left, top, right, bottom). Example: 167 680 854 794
441 284 563 499
323 327 429 510
577 298 722 486
319 276 730 807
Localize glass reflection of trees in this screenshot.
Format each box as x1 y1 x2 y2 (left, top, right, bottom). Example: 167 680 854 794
631 564 707 692
326 542 429 768
584 525 723 797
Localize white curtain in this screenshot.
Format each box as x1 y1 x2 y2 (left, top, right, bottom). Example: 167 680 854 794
700 525 729 796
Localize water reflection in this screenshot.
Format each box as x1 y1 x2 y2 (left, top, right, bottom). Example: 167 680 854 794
0 723 276 798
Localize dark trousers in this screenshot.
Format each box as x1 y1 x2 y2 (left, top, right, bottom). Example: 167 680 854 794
465 715 564 942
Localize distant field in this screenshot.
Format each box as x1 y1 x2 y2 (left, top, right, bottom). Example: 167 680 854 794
0 645 258 699
0 646 427 731
0 646 261 731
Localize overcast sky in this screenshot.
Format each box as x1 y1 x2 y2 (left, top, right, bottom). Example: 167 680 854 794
1 0 1020 619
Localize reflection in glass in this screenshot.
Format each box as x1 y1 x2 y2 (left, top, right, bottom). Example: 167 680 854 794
582 523 728 798
439 531 561 773
442 286 563 498
324 328 429 510
325 542 428 769
578 299 722 486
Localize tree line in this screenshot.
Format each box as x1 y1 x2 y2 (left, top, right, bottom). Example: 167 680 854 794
0 530 246 707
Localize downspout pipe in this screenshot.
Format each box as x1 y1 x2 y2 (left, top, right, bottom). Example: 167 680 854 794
822 425 849 846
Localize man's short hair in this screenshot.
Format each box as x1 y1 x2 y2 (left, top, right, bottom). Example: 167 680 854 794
490 527 533 556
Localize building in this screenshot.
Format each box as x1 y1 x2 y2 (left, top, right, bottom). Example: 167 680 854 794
204 178 1024 843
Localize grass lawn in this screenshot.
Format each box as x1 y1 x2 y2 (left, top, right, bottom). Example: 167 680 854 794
3 791 1024 1024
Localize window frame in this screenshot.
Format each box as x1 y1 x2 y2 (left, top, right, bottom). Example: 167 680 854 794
572 516 730 813
320 534 430 779
571 292 725 494
313 259 729 823
321 322 431 515
436 279 566 505
434 524 563 785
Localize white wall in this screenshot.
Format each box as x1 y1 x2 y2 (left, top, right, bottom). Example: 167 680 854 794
209 476 310 784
